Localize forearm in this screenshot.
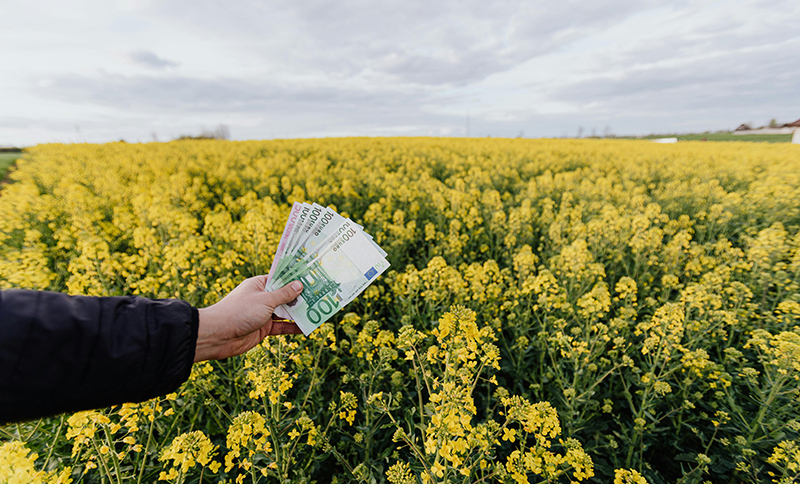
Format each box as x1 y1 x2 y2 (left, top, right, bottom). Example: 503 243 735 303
0 290 198 424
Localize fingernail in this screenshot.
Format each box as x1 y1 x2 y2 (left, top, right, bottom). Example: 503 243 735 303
291 281 303 292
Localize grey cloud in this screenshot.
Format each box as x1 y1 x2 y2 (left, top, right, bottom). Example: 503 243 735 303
556 43 799 103
129 50 179 69
33 72 446 123
20 72 469 143
548 2 800 129
25 70 490 142
0 117 37 129
149 0 668 86
110 16 154 35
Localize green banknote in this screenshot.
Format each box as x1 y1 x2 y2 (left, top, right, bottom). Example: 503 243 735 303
269 220 389 335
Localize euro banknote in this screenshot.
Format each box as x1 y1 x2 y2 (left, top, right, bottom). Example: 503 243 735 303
267 203 389 335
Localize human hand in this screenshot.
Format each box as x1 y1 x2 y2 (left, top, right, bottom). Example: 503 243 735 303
194 275 303 362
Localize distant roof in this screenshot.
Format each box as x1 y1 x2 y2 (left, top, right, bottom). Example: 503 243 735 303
735 123 751 131
786 118 800 127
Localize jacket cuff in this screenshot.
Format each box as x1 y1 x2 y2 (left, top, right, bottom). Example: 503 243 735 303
187 306 199 366
154 303 199 397
137 298 200 402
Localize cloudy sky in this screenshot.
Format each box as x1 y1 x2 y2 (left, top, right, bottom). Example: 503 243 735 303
1 0 798 145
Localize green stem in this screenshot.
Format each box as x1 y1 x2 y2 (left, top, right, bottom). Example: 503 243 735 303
297 340 326 415
414 359 425 425
382 405 430 472
90 436 116 484
137 402 158 484
101 426 123 484
201 386 232 421
23 419 43 442
43 415 65 470
748 374 785 443
703 426 719 455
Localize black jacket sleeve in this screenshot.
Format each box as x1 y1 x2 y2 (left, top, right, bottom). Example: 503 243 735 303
0 290 198 424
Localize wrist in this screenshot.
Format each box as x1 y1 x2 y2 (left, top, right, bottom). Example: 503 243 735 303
195 306 222 362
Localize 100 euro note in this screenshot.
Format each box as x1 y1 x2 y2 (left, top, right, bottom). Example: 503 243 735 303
269 220 389 335
272 204 385 283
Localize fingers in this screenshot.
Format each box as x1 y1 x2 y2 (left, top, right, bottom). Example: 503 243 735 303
262 280 304 309
268 320 304 335
251 274 269 290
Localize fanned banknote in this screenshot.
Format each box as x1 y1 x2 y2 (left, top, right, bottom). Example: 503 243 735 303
267 203 389 335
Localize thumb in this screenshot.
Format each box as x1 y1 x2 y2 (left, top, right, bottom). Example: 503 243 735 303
263 280 304 309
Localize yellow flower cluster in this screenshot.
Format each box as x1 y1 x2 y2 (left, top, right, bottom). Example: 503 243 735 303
53 396 175 479
338 391 358 426
65 411 110 457
245 338 297 404
613 468 648 484
224 411 272 473
768 440 800 483
746 330 800 378
385 461 415 484
158 430 219 480
349 319 396 362
500 398 594 483
0 442 71 484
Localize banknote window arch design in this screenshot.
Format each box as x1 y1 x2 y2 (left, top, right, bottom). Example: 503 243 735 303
299 263 341 308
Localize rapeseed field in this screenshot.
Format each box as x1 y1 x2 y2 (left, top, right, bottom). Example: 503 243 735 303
1 137 799 483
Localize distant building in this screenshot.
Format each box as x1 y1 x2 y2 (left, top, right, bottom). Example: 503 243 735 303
787 118 800 144
733 119 799 135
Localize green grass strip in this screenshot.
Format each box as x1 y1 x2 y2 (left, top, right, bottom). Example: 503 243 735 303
0 152 21 181
631 132 792 143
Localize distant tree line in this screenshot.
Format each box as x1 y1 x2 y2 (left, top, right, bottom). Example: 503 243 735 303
174 124 230 141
